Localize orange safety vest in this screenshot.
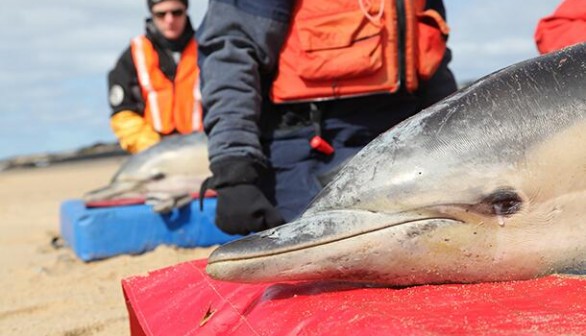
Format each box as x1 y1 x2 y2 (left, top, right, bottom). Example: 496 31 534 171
130 35 203 134
270 0 450 103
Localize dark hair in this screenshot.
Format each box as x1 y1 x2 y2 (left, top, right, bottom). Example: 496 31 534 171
147 0 188 11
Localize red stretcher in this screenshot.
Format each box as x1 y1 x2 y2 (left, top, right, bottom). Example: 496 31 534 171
122 259 586 335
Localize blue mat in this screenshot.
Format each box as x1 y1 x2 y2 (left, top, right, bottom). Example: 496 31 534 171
60 198 240 262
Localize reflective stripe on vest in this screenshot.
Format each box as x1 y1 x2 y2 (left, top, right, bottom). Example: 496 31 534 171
131 36 203 134
193 81 203 132
270 0 449 103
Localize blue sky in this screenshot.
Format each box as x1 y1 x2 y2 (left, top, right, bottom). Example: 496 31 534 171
0 0 560 160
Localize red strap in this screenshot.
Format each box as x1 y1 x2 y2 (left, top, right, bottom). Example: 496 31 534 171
85 190 217 208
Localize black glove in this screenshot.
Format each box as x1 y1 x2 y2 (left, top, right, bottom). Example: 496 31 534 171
202 159 284 235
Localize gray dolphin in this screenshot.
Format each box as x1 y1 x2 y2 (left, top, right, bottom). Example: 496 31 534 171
83 132 210 212
206 43 586 286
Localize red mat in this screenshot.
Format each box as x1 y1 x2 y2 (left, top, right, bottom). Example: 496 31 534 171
85 190 216 208
122 259 586 335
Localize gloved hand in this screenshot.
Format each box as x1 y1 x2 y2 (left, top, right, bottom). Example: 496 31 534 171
111 110 161 154
204 159 284 235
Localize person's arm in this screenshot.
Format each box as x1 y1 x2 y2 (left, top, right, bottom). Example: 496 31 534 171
535 0 586 54
107 48 160 153
197 0 292 166
415 0 457 109
197 0 293 234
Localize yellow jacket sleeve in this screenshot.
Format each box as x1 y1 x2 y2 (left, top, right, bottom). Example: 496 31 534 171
110 110 161 154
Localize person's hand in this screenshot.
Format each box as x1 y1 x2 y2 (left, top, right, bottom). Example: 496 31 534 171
111 110 160 154
205 159 284 235
215 184 283 235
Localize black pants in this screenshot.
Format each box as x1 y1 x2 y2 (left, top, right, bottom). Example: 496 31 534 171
261 94 421 222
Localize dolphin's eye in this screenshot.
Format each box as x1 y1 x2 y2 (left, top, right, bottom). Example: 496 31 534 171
480 188 523 216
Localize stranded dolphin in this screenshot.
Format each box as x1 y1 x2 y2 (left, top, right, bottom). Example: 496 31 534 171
83 132 210 212
206 42 586 286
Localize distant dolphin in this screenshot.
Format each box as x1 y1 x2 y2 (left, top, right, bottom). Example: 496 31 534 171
83 132 210 212
206 42 586 286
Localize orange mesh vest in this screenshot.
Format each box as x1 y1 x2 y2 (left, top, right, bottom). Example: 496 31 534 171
130 35 203 134
270 0 450 103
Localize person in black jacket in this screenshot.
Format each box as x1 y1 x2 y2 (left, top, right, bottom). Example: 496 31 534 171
107 0 202 154
198 0 458 235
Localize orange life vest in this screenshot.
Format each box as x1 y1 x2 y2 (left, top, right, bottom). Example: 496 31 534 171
270 0 450 103
130 35 203 134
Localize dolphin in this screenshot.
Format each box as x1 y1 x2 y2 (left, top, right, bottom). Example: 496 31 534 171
83 132 210 212
206 42 586 286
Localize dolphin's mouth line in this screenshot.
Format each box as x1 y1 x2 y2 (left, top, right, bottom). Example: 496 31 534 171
209 215 462 264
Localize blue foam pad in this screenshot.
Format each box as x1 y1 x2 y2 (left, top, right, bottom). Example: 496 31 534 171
60 198 240 262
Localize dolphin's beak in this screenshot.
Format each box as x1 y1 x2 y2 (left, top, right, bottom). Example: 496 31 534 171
206 210 461 283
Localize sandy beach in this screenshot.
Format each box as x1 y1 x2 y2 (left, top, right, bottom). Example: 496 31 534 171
0 157 214 335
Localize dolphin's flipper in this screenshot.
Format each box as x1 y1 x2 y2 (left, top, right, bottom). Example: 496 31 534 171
145 191 193 213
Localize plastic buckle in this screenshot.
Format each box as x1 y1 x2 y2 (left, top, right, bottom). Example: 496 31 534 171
309 103 334 155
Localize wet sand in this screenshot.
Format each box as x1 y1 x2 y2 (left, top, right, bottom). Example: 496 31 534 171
0 158 214 335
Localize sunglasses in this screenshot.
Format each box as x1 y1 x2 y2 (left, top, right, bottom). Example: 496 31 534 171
153 9 185 19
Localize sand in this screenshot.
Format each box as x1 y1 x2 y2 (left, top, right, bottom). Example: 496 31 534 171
0 157 215 335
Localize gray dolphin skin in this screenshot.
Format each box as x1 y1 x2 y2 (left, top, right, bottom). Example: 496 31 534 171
83 132 210 212
206 43 586 286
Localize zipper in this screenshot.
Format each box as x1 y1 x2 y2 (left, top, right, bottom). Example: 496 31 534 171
395 0 406 91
